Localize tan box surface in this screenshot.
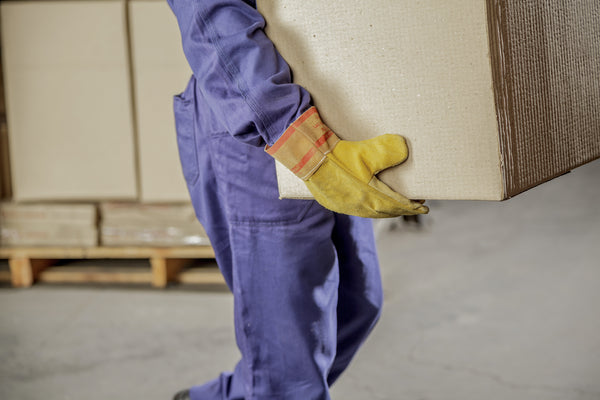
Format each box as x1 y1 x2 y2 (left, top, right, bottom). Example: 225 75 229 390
258 1 600 200
0 203 98 247
101 224 209 247
100 202 208 246
129 0 193 202
1 224 98 247
1 1 137 201
100 202 199 225
0 202 96 225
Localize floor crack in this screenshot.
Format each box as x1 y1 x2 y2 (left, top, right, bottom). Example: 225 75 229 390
406 333 600 399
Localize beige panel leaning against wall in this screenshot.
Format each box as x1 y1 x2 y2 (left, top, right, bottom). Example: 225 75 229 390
1 0 138 201
129 0 193 202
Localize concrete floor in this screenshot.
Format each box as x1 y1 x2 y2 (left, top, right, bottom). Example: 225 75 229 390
1 159 599 400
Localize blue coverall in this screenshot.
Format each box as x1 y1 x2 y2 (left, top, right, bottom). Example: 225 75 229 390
168 1 384 398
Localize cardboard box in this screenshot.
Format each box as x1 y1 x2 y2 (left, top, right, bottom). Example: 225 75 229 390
128 0 193 202
100 202 199 224
100 224 210 247
1 1 137 201
0 203 98 247
0 202 96 225
100 202 209 246
258 1 600 200
0 224 98 247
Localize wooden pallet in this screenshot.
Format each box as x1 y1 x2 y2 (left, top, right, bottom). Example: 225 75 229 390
0 246 223 288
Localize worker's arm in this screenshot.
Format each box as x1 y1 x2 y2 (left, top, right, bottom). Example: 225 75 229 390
167 0 311 147
168 0 428 217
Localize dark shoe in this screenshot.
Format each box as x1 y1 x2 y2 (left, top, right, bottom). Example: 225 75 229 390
173 389 190 400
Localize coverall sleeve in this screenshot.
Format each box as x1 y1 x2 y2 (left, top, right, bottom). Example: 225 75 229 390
167 0 312 147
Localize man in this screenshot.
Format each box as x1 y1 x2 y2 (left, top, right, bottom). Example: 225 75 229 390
167 1 427 398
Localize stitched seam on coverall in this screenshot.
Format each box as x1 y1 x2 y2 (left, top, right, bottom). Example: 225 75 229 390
196 6 279 143
226 197 314 226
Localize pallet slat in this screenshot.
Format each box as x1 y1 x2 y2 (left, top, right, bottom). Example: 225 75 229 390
38 265 152 284
0 246 220 288
0 246 215 259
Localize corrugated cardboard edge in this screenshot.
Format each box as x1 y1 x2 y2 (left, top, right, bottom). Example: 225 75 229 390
0 12 12 200
487 1 600 199
486 0 512 200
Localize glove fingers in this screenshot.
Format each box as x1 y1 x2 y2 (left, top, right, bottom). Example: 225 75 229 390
356 134 410 174
305 167 429 218
367 177 429 216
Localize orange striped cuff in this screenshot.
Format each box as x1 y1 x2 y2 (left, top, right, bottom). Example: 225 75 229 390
266 107 340 180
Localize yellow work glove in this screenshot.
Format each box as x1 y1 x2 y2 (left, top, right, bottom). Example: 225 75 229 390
266 107 428 218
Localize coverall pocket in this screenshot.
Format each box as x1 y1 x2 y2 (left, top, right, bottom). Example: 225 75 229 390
173 92 199 186
208 132 315 225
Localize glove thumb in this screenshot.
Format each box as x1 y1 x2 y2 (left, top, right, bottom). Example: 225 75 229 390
334 134 410 181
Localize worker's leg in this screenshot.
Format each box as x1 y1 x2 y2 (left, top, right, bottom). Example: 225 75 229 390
185 212 384 399
202 213 384 397
328 214 383 385
192 131 339 400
